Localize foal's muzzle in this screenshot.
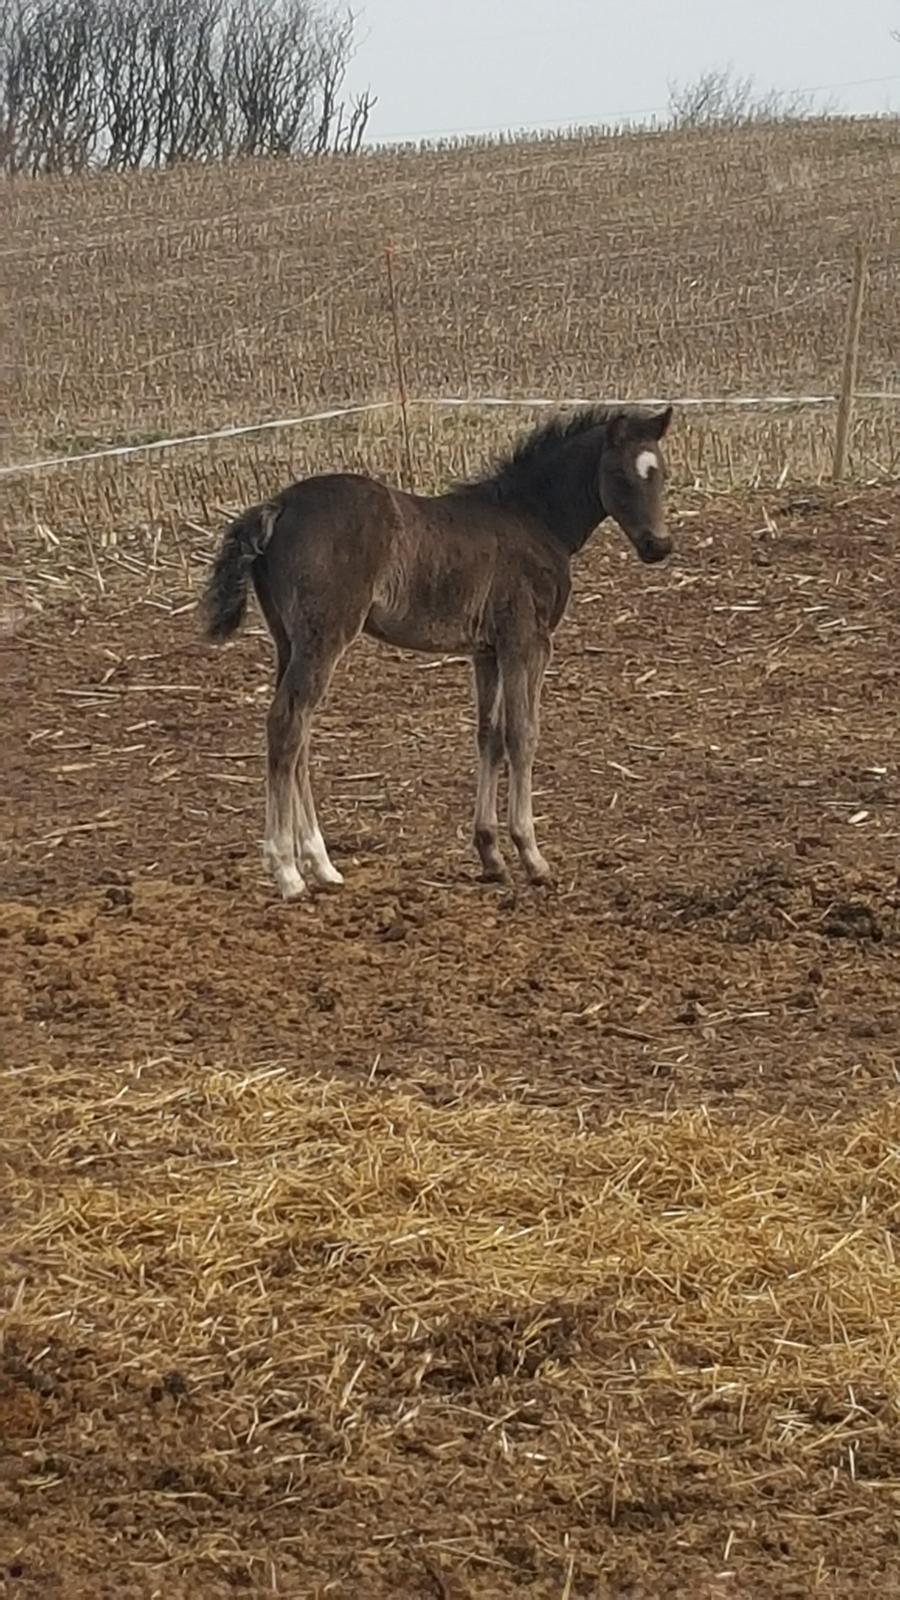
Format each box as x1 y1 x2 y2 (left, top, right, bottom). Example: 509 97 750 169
633 531 672 565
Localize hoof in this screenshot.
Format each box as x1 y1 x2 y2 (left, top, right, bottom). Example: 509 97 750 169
309 868 344 892
476 846 507 882
277 870 307 901
525 859 552 887
299 841 345 890
479 863 508 884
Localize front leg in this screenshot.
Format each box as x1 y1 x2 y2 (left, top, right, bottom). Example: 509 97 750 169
500 638 551 885
471 650 507 880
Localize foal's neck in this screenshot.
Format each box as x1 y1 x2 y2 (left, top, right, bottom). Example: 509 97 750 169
534 430 607 553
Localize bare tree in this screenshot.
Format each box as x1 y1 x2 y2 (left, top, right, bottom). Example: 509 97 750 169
222 0 317 157
217 0 374 160
1 0 102 173
95 0 154 169
333 88 376 155
0 0 32 173
0 0 372 174
668 66 824 130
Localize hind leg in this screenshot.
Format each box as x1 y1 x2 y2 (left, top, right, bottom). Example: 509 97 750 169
265 626 360 897
290 624 363 889
294 754 343 889
261 620 304 896
266 615 338 884
264 666 310 899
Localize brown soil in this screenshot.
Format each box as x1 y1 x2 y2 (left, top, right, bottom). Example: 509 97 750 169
2 485 899 1598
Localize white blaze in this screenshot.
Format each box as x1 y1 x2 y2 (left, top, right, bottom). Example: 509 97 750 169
635 449 658 480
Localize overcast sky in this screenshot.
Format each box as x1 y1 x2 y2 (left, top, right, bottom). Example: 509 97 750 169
346 0 900 143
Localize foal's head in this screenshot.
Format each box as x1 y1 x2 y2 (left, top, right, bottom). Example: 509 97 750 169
599 406 674 564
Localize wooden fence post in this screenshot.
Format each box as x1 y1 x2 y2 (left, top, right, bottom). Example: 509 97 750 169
832 242 868 482
384 245 414 492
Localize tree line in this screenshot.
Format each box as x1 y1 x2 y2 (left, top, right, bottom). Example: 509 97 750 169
0 0 373 174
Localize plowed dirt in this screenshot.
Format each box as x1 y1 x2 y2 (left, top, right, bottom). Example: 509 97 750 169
2 485 899 1597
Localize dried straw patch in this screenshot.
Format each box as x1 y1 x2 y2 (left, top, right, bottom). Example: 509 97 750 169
2 1058 899 1594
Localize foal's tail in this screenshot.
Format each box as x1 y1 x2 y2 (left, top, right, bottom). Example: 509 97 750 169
203 502 278 642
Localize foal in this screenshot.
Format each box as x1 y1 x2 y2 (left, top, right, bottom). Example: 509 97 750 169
204 404 674 898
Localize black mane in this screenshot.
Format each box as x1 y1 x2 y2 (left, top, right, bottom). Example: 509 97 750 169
456 405 633 552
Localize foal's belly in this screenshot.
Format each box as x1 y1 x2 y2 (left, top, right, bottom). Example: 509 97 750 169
364 604 477 656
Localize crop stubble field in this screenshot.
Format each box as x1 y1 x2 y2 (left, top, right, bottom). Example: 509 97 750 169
2 121 900 1596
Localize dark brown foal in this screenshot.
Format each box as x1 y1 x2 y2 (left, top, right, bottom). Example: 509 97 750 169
203 404 674 898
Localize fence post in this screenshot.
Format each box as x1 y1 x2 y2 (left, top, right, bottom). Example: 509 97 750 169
384 245 414 492
832 242 868 482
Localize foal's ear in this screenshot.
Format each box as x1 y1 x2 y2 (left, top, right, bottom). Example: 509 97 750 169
648 405 674 440
605 412 631 448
